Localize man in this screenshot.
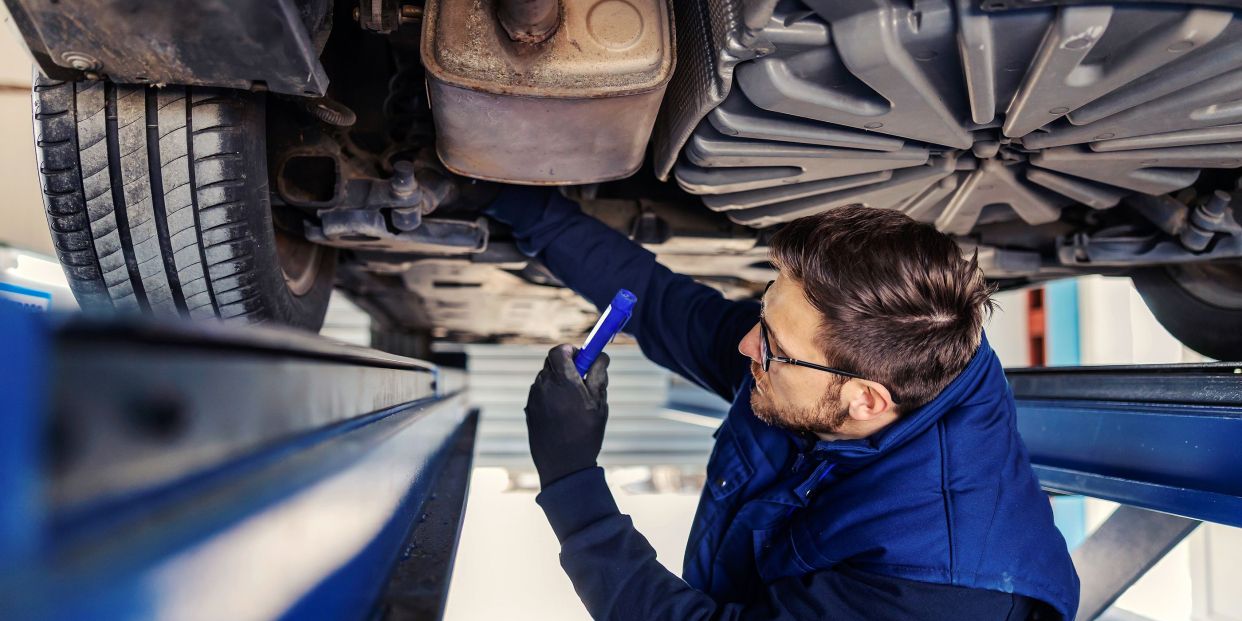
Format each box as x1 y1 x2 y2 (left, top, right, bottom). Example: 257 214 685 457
488 188 1079 620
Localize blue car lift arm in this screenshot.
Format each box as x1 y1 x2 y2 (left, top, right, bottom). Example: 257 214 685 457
0 308 477 621
1010 363 1242 621
4 301 1237 621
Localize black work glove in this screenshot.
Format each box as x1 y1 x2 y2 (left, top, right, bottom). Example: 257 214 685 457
525 344 610 488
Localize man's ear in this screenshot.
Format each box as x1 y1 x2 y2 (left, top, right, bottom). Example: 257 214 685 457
844 379 897 421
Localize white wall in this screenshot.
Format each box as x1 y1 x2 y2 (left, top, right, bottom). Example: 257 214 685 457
0 9 52 256
986 288 1031 368
1077 275 1205 366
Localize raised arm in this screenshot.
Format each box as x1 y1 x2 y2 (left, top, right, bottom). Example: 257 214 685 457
487 187 757 401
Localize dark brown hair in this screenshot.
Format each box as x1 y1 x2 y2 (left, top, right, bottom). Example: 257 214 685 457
769 206 996 411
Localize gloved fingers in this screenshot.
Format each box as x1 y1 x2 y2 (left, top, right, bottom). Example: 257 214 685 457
584 351 610 395
545 343 581 381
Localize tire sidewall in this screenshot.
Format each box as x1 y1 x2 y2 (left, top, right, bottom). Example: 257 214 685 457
237 92 336 331
1132 262 1242 361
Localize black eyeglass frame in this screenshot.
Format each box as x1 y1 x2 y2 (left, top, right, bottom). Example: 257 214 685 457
758 281 896 401
758 318 868 380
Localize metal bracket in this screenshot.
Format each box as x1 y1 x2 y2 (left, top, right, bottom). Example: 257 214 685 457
357 0 402 33
1056 227 1242 267
306 216 489 255
301 161 484 255
629 208 672 244
5 0 329 95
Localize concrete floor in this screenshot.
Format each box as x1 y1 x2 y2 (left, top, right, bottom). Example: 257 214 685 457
444 467 702 621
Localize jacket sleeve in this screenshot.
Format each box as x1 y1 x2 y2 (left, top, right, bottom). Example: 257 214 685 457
537 468 1041 621
486 187 758 401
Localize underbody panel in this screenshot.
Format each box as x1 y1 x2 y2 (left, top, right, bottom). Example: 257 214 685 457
20 0 1242 349
665 1 1242 235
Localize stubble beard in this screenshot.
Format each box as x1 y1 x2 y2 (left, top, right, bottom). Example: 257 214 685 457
749 361 849 435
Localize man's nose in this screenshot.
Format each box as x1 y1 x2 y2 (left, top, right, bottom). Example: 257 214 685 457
738 323 761 363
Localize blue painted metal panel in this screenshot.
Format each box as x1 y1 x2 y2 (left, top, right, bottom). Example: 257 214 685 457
0 315 474 621
1015 397 1242 527
5 398 471 621
0 302 45 568
1043 279 1080 367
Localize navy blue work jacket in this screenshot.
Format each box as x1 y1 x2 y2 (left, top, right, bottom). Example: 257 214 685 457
488 188 1080 620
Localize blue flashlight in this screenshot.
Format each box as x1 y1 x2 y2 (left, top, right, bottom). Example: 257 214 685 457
574 289 638 377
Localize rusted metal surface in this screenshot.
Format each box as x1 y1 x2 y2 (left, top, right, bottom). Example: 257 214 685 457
422 0 675 184
6 0 329 95
498 0 560 43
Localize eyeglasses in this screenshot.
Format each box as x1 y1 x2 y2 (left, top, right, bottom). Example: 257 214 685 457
758 281 888 396
758 317 869 381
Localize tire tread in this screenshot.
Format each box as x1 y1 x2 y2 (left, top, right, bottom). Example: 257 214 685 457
32 77 333 328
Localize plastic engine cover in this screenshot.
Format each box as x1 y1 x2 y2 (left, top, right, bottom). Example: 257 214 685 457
421 0 675 185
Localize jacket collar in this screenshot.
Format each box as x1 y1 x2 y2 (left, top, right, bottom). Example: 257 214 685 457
792 333 997 467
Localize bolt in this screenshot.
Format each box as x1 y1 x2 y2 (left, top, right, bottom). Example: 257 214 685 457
62 52 100 72
1207 190 1232 215
1180 190 1232 252
400 4 423 22
390 161 418 199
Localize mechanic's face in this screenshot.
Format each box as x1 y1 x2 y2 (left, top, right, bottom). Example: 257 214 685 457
737 276 898 439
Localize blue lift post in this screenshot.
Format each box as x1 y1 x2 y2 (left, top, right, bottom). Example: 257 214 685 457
0 305 478 621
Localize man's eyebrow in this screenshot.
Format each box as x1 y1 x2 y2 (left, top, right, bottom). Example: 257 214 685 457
758 286 792 356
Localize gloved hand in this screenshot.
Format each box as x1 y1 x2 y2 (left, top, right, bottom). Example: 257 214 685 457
525 344 610 488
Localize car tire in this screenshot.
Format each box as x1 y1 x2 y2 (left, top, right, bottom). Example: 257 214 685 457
32 77 335 330
1132 261 1242 361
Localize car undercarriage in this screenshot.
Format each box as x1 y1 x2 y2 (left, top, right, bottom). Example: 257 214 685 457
11 0 1242 358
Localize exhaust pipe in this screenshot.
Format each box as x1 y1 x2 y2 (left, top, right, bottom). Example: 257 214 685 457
497 0 559 43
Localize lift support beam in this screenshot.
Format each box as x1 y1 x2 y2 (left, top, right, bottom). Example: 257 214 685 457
1010 363 1242 527
4 299 1239 621
1009 363 1242 621
0 306 477 621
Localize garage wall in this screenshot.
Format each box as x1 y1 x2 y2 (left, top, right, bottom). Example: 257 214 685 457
985 288 1031 368
0 9 53 256
465 344 718 470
